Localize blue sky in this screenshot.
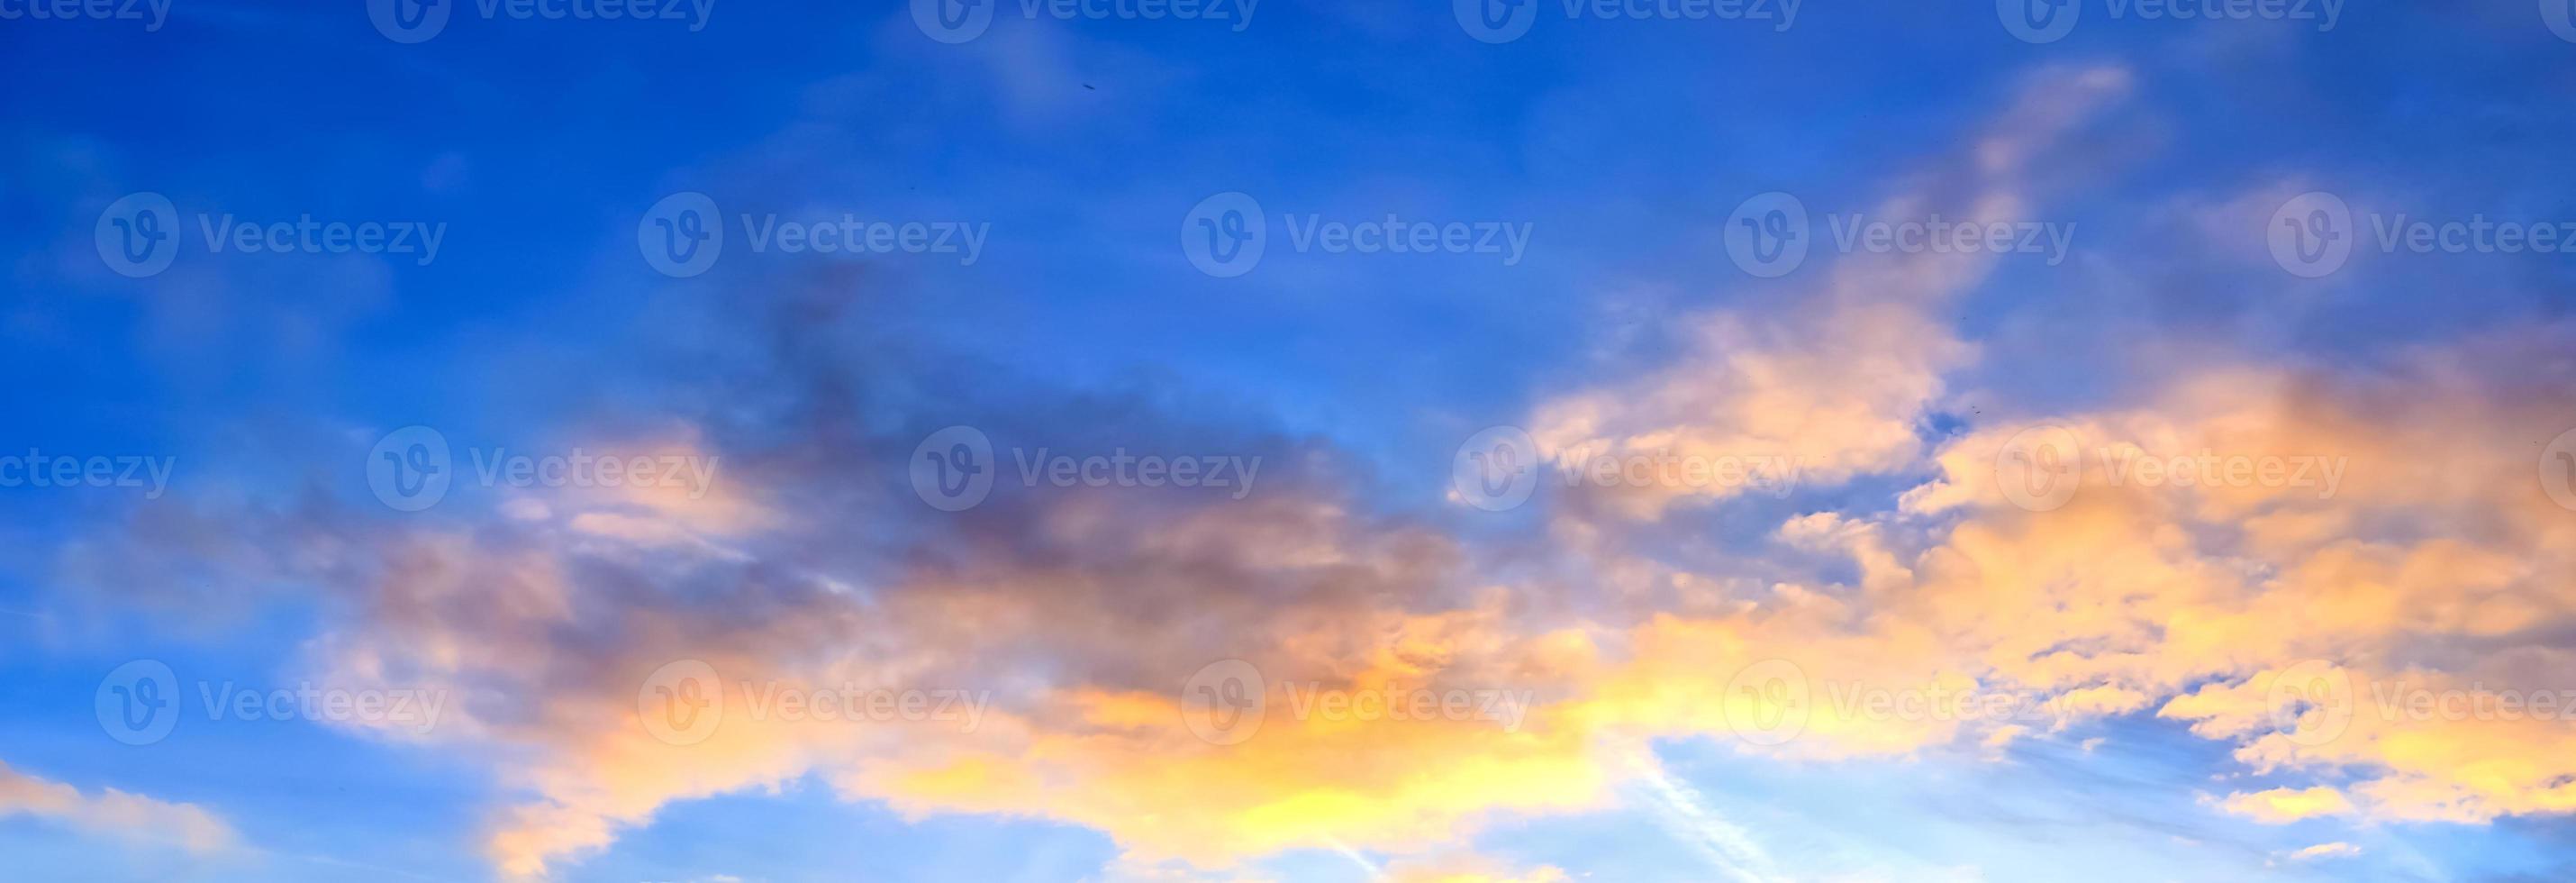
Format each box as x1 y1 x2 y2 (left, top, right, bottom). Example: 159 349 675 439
5 1 2576 881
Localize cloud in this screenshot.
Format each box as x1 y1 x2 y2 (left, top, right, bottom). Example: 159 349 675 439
42 55 2576 882
1526 64 2133 521
0 761 236 854
2218 787 2355 824
2280 841 2362 862
1381 857 1572 883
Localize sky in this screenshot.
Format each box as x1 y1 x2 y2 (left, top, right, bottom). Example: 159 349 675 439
5 1 2576 881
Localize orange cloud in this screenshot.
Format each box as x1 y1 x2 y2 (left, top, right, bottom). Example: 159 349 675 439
0 761 235 854
2219 787 2355 824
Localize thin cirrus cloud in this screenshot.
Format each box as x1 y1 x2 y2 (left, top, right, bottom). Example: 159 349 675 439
0 761 234 855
